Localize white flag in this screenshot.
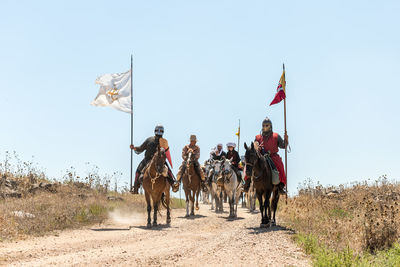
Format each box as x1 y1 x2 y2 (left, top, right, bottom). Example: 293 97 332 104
91 70 132 113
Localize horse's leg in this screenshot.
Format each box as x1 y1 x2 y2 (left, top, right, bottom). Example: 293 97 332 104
185 190 190 218
257 192 264 227
190 190 195 216
271 189 280 226
233 190 237 218
235 190 239 218
252 191 256 212
220 191 224 212
145 191 152 228
265 191 271 226
195 189 200 211
214 194 219 213
233 195 236 217
166 190 171 225
216 192 220 212
211 192 215 210
230 194 234 218
153 199 159 226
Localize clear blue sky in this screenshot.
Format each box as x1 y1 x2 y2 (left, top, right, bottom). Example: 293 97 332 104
1 0 399 193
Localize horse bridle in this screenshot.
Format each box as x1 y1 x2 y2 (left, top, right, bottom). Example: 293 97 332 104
220 161 233 183
245 150 262 181
148 151 165 189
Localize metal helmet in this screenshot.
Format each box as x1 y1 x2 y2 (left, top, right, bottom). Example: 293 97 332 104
154 125 164 137
262 117 273 136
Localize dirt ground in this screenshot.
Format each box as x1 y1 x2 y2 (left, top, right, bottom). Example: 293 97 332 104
0 202 310 266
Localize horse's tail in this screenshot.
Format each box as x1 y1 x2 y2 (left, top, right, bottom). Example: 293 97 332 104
161 192 169 209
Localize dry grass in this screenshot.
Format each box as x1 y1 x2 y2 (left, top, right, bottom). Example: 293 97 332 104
279 176 400 265
0 152 183 241
0 182 147 241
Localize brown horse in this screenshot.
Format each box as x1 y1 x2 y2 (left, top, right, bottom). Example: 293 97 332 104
182 150 201 217
142 147 171 228
244 142 280 227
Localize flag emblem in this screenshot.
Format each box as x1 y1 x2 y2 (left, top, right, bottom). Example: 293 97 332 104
106 85 119 102
91 70 132 113
270 70 286 106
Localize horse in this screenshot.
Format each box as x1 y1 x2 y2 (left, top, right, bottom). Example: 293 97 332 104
218 158 242 218
201 162 213 204
202 160 213 206
182 150 201 217
243 142 280 227
142 147 171 228
209 159 224 213
246 179 256 212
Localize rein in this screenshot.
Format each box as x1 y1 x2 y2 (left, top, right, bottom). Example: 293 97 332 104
148 154 164 190
247 149 268 182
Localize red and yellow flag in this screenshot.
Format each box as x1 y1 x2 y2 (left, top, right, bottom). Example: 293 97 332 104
159 138 173 168
269 70 286 106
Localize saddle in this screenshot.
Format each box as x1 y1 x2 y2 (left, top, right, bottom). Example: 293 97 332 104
142 162 169 178
263 154 280 185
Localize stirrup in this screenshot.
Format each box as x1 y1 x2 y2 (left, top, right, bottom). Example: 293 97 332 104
172 182 180 193
279 188 287 195
131 187 139 194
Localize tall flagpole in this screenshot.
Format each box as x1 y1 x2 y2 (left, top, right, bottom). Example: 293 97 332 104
283 63 288 203
237 119 241 155
130 55 134 191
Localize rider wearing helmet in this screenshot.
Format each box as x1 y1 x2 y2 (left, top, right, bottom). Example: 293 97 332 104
130 125 178 194
176 135 207 191
244 117 288 195
226 142 242 183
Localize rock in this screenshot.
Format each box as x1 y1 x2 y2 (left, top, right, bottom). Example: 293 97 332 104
12 210 35 218
78 194 88 199
0 187 22 198
326 190 340 197
28 182 58 194
73 182 90 189
107 196 124 201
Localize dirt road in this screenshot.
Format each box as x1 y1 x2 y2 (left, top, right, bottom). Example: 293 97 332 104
0 203 310 266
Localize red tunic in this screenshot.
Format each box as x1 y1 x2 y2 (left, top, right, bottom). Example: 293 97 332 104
255 133 286 185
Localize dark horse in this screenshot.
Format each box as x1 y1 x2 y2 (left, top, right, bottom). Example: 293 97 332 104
244 142 280 227
142 146 171 228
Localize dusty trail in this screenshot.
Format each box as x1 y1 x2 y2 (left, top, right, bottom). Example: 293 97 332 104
0 203 310 266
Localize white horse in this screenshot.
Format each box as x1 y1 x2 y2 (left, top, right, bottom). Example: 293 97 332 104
202 161 213 205
218 159 242 218
246 179 256 212
210 160 224 213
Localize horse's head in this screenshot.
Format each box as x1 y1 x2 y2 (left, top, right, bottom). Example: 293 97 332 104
220 158 234 183
244 142 258 178
221 158 233 176
212 160 223 177
212 160 225 186
154 146 167 174
204 159 213 177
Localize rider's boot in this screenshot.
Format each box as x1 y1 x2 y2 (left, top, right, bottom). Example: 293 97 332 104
132 172 141 194
194 163 208 192
243 177 251 193
235 169 243 184
278 182 287 195
167 169 179 193
176 167 183 183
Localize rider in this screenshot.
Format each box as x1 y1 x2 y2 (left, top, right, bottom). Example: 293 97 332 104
210 143 226 160
225 142 242 183
176 135 207 190
130 125 179 194
243 117 288 195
